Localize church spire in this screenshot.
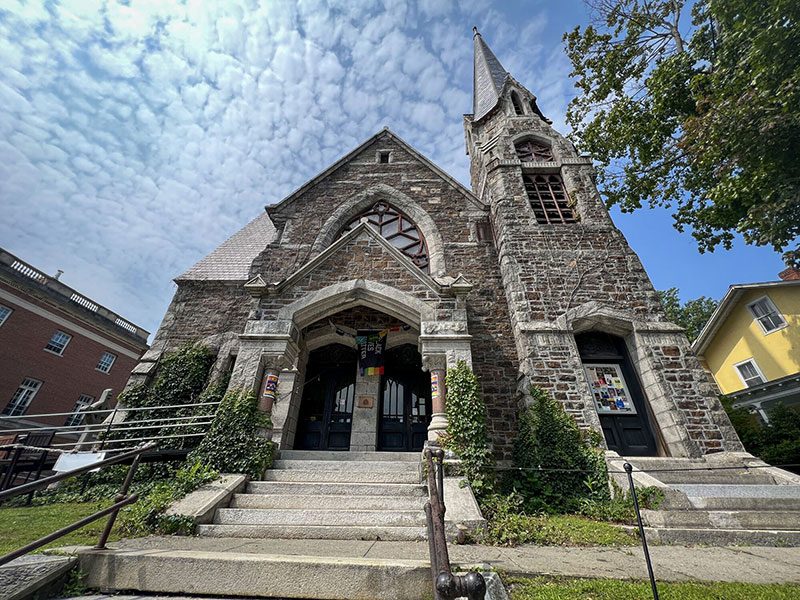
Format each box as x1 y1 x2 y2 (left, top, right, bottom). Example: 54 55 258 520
472 27 510 121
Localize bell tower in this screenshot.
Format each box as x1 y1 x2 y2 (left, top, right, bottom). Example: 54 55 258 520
464 28 742 458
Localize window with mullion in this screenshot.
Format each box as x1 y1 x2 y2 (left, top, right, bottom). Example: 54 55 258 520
3 378 42 416
45 330 71 355
65 394 94 427
736 359 765 388
748 296 786 334
515 140 554 162
523 174 577 224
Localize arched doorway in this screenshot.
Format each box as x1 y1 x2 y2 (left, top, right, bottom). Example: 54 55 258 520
378 344 431 451
295 344 357 451
576 332 659 456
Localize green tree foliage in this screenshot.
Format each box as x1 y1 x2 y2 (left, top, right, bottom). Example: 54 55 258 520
444 361 494 498
723 398 800 472
657 287 718 341
511 387 609 514
565 0 800 267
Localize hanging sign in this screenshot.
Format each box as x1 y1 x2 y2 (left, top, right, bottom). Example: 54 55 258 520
356 330 387 376
261 371 279 404
583 364 636 414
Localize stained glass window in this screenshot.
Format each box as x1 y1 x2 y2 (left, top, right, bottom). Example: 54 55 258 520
523 174 577 224
342 202 429 271
515 140 554 162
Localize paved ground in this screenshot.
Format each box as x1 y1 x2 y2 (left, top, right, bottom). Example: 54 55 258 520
54 536 800 585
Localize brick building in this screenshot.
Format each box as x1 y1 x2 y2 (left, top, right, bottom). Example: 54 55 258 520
0 248 149 429
130 31 742 461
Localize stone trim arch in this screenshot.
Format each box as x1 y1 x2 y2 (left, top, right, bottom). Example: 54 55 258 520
510 131 560 161
277 279 436 330
311 184 447 276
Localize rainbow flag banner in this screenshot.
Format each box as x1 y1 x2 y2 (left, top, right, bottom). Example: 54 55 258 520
356 329 387 376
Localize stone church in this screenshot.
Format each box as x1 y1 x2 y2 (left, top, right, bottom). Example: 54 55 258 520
131 30 742 463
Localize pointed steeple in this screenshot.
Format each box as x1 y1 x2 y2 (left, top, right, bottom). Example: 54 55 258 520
472 27 510 121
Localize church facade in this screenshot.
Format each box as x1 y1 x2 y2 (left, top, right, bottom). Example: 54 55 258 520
131 31 742 462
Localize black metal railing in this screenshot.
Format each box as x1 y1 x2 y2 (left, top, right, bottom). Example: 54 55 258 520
423 446 486 600
0 442 156 566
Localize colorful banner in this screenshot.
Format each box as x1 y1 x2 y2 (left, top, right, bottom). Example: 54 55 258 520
356 330 387 376
261 371 279 404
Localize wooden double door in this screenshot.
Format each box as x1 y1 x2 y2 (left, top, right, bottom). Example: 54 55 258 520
378 345 432 452
576 332 659 456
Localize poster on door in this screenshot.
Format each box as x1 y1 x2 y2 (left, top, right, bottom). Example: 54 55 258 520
583 364 636 414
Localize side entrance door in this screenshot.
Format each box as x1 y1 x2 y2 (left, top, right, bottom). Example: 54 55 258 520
295 344 356 451
576 332 659 456
378 345 431 451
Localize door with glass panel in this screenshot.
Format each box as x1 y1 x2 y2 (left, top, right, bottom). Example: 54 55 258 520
295 344 356 451
378 344 431 451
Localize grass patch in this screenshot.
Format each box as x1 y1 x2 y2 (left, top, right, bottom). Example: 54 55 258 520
0 502 122 555
482 513 637 547
507 576 800 599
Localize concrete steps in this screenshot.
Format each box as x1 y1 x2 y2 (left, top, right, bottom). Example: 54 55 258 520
642 509 800 530
638 526 800 547
78 547 430 600
199 451 428 542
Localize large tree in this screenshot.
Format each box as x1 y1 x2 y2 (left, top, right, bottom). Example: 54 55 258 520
657 287 718 341
564 0 800 267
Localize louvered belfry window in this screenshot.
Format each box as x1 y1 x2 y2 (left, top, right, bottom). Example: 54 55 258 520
523 174 577 224
515 140 554 162
342 202 429 272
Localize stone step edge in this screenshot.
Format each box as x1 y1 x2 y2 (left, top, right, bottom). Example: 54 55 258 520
624 525 800 540
218 508 425 514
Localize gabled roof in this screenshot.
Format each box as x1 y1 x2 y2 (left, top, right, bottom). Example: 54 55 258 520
472 28 510 121
267 128 484 216
691 279 800 355
176 213 276 282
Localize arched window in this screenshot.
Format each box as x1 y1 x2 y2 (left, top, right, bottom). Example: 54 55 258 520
523 174 577 224
515 139 554 162
510 91 524 116
341 202 429 272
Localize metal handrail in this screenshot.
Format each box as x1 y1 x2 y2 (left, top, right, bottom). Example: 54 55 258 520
0 442 156 566
423 446 486 600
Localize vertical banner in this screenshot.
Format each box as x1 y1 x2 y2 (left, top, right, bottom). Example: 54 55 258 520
261 371 279 406
356 330 387 376
431 370 442 405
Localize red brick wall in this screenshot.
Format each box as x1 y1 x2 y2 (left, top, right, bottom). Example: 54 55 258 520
0 283 144 427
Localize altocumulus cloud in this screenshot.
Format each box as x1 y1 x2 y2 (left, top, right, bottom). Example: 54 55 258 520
0 0 573 337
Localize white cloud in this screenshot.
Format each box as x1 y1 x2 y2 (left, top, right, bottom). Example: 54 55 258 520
0 0 569 337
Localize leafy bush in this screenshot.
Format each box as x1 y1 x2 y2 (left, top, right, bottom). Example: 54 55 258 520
189 389 275 479
444 361 494 498
510 386 608 514
120 460 218 536
723 399 800 474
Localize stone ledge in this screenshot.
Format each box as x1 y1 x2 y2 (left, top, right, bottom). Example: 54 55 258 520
165 474 247 526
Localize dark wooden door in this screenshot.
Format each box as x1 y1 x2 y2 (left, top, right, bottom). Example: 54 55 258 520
576 332 659 456
378 345 431 451
295 345 356 451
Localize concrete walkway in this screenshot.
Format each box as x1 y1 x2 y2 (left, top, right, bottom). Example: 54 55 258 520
58 536 800 585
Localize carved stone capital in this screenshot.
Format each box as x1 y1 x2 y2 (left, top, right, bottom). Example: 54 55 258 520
421 353 448 372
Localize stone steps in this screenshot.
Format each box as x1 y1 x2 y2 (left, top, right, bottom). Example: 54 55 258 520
278 450 421 462
272 459 421 471
636 526 800 547
261 468 421 484
214 507 427 527
247 480 427 496
78 548 430 600
230 493 426 511
642 509 800 530
196 523 428 541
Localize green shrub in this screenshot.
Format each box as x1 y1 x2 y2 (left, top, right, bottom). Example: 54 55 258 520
444 361 494 498
723 400 800 474
189 389 275 479
510 386 608 514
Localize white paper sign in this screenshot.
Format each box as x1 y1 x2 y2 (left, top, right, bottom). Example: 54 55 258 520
53 452 106 473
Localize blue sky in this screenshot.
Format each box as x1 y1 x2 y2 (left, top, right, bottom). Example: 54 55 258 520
0 0 787 339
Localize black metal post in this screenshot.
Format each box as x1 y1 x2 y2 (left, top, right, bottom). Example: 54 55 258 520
624 462 659 600
96 452 142 549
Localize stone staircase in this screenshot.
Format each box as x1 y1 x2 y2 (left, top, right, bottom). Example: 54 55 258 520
76 451 436 599
615 455 800 546
197 450 428 541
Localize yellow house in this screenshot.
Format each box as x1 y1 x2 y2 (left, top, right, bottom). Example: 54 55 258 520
692 277 800 421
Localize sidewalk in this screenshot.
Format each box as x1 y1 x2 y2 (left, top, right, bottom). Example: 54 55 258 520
59 536 800 585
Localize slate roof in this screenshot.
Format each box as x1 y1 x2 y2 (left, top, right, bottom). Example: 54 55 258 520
176 212 276 281
472 28 510 121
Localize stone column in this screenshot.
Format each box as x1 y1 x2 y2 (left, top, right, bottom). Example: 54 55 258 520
350 366 380 452
423 354 448 441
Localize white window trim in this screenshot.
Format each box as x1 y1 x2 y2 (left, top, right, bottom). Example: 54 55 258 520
44 330 72 356
734 358 767 388
747 295 788 335
4 378 43 416
0 304 12 327
96 351 117 374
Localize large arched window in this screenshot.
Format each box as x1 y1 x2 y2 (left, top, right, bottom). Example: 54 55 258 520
341 202 429 272
515 139 554 162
